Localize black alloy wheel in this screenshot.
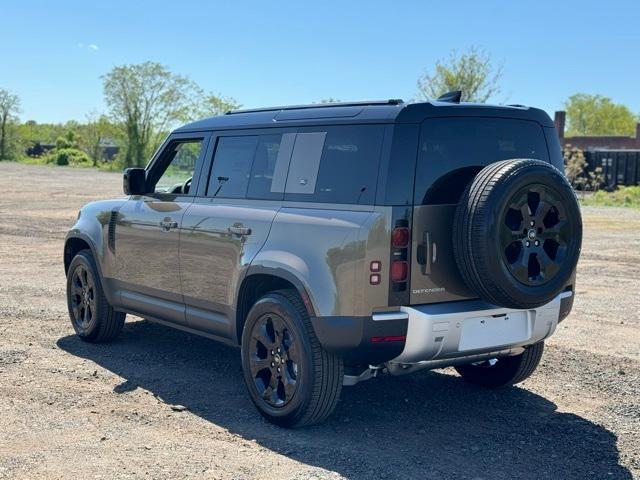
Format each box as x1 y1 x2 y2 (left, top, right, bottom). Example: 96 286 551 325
501 185 568 285
66 249 125 342
69 263 97 329
248 313 300 407
240 290 343 427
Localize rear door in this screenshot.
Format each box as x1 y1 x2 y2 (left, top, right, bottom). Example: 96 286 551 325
410 117 550 306
179 129 295 338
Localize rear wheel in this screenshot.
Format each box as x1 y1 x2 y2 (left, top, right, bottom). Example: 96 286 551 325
66 249 125 343
454 342 544 388
241 289 343 427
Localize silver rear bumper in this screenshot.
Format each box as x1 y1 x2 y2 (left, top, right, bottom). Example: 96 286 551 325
388 291 571 366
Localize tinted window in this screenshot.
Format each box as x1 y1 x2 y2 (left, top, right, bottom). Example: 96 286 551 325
152 139 203 194
207 136 258 198
284 125 384 204
415 118 549 204
247 133 295 200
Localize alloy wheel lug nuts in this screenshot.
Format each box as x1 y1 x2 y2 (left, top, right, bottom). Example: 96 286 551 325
530 220 535 226
535 240 540 246
525 241 530 247
270 350 274 355
277 367 281 373
271 362 275 367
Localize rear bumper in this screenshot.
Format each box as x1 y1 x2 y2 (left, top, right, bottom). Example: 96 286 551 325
391 291 572 365
311 291 572 367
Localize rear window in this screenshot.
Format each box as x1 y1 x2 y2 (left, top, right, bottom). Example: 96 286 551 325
415 117 549 204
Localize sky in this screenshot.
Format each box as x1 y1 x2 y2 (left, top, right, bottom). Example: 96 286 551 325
1 0 639 124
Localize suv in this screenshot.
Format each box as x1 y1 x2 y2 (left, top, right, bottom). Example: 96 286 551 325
64 96 582 427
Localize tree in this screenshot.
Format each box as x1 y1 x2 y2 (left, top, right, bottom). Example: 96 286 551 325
0 88 21 160
416 47 503 103
103 62 200 167
79 112 118 166
564 94 637 136
196 93 240 117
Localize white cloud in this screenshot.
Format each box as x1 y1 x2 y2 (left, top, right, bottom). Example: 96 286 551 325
77 43 100 51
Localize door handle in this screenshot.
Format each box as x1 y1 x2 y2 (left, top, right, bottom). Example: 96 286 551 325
228 225 252 236
159 217 178 231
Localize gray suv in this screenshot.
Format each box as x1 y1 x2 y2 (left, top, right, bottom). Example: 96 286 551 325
64 95 582 427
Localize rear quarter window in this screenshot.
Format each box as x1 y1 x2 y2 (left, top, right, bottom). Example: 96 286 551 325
283 125 385 205
415 117 549 205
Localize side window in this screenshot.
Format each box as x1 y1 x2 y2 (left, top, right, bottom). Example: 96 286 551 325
283 125 384 204
207 136 258 198
247 133 295 200
152 139 203 194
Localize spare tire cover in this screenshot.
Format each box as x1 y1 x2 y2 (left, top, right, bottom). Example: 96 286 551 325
453 159 582 309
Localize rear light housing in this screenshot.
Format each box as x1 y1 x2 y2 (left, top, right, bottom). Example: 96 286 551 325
389 218 410 294
391 260 408 282
391 227 410 248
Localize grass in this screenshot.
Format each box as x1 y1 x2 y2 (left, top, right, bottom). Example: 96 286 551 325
580 186 640 209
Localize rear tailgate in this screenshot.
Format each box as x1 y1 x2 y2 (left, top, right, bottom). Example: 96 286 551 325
409 116 551 306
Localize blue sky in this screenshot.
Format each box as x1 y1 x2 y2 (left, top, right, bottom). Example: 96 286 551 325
1 0 638 123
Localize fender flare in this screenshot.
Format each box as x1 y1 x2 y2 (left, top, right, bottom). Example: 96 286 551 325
241 264 317 318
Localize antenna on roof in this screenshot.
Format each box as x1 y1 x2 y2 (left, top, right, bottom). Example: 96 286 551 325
436 91 462 103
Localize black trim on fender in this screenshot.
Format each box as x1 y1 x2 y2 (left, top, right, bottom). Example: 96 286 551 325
242 265 317 317
311 314 408 365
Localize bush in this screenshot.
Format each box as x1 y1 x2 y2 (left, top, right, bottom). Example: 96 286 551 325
581 186 640 209
44 148 91 166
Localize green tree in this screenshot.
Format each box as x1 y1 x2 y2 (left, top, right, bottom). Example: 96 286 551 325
79 112 119 166
196 93 240 117
564 94 637 136
103 62 200 167
0 88 21 160
416 47 503 103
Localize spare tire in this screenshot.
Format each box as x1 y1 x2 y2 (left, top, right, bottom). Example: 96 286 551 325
453 159 582 309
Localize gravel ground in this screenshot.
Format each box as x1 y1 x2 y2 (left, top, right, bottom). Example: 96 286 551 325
0 162 638 480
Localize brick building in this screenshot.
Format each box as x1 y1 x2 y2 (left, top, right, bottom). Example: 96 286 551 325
554 111 640 187
554 111 640 150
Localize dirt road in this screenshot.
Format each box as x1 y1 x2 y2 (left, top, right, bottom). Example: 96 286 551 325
0 162 638 479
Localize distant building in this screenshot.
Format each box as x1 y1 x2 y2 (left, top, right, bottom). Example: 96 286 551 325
554 111 640 187
554 111 640 150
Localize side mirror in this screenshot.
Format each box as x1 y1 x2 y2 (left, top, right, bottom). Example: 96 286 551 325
123 168 147 195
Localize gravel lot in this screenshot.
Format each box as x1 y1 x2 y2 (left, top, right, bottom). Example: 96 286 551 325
0 162 638 480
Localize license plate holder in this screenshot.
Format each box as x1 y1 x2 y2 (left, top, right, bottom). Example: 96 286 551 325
458 312 531 352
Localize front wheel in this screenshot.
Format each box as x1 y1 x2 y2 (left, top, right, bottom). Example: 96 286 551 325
454 342 544 388
241 289 343 427
66 249 125 343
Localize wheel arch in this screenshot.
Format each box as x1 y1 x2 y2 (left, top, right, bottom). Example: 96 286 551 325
235 267 316 345
64 232 117 306
64 233 98 273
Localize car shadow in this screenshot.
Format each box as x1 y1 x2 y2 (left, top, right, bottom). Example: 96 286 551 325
57 320 632 480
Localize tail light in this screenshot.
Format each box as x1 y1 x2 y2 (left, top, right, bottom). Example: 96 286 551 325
390 219 410 293
391 227 409 248
391 260 408 282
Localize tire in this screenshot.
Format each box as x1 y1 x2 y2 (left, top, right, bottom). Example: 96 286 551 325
453 159 582 309
454 342 544 388
240 289 343 428
66 249 125 343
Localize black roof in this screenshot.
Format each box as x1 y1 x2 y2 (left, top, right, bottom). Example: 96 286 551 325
174 100 554 133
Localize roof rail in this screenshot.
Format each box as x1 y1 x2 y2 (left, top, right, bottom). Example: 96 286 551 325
225 99 404 115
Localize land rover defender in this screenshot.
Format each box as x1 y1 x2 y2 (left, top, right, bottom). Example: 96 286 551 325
64 94 582 427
